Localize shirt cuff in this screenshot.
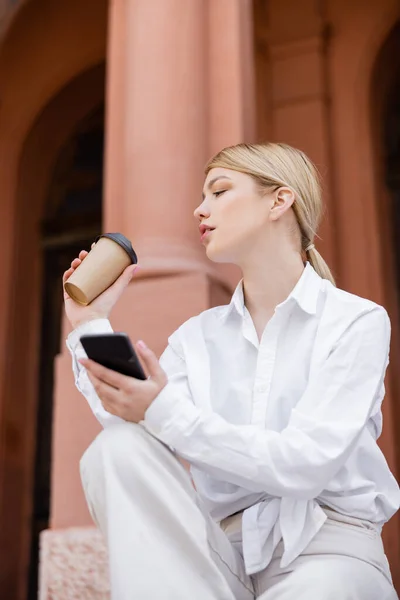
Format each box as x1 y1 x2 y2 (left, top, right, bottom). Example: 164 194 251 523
66 319 114 352
143 384 197 446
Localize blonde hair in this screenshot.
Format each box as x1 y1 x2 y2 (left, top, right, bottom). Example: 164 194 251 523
206 142 335 285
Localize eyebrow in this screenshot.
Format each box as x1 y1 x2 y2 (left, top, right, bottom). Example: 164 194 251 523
202 176 232 199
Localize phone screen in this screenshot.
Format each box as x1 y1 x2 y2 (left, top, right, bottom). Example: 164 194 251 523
80 333 146 380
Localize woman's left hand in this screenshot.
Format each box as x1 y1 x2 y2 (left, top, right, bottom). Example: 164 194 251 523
79 340 168 422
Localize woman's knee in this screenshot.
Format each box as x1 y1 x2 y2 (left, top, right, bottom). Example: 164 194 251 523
80 421 172 485
80 423 144 481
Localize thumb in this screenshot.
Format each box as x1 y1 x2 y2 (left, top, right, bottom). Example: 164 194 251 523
136 341 167 386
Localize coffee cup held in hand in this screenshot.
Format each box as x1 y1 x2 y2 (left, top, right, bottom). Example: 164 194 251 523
64 233 138 306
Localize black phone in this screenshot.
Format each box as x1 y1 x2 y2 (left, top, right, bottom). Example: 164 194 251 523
80 333 146 380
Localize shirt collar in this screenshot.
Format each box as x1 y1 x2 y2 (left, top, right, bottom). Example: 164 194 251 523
225 262 321 320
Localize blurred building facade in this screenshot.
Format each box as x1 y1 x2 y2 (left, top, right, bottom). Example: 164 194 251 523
0 0 399 597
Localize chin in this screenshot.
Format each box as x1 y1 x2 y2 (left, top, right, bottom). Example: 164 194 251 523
205 244 234 264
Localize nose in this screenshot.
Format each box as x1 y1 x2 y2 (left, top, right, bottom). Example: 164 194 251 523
194 198 210 221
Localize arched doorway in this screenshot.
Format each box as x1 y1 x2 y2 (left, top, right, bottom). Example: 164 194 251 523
0 64 105 600
28 104 104 599
371 20 400 434
381 25 400 299
371 22 400 582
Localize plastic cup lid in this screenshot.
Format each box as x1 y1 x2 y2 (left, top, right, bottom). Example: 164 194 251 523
95 233 138 264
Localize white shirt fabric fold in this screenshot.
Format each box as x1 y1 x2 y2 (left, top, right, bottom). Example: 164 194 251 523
66 263 400 575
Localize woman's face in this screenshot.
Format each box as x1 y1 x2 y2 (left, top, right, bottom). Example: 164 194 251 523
194 167 276 264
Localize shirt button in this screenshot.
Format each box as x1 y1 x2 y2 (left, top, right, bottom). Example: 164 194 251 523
255 384 267 393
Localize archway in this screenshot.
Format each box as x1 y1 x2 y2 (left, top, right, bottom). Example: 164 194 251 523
370 22 400 583
378 23 400 298
371 20 400 454
0 64 105 599
28 102 104 599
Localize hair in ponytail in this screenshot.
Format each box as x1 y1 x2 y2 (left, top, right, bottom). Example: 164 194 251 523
206 142 335 286
304 244 335 284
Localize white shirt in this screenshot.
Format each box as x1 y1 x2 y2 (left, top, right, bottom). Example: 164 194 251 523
67 262 400 575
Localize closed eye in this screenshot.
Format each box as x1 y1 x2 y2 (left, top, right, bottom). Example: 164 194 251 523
214 190 226 197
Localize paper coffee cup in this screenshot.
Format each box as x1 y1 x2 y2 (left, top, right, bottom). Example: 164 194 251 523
64 233 138 305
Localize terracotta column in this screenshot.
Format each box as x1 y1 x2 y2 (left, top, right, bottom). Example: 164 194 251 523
101 0 256 352
104 0 255 291
104 0 208 277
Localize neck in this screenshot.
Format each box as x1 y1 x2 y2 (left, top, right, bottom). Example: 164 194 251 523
240 250 305 337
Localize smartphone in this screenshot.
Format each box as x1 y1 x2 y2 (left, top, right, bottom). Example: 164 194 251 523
80 333 146 380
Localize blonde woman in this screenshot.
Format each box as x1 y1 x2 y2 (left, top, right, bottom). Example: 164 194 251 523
64 143 400 599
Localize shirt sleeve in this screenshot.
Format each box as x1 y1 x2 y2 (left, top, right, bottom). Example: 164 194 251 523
144 306 391 499
66 318 126 428
66 319 186 431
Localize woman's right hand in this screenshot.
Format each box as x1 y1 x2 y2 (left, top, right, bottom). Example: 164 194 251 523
62 248 139 330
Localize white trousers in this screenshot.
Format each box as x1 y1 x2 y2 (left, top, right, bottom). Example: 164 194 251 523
80 422 398 600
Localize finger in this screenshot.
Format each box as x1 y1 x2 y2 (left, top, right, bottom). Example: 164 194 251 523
79 250 89 260
71 258 81 269
136 341 167 386
79 358 132 390
63 268 74 284
91 242 96 249
88 373 120 403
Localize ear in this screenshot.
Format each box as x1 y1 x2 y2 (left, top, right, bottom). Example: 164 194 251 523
269 187 296 221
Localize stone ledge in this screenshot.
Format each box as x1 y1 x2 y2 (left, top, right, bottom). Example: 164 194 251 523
39 527 109 600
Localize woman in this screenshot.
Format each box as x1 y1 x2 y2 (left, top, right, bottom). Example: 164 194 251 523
64 143 400 599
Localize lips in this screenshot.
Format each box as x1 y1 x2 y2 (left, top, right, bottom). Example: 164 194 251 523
199 224 215 242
